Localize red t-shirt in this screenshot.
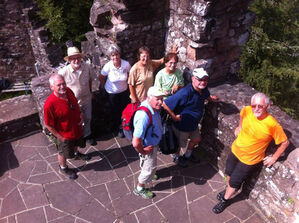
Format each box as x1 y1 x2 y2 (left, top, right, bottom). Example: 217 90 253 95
44 87 82 140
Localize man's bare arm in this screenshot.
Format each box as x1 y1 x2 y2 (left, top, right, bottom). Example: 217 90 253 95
45 124 65 142
162 102 180 122
263 139 289 167
132 136 153 155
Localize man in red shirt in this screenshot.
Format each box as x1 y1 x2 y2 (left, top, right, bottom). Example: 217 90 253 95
44 73 91 179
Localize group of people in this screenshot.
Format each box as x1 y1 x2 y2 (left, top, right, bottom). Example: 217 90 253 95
43 44 289 214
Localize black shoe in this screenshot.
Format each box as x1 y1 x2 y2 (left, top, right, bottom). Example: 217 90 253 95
118 129 125 138
74 152 91 161
217 189 226 201
59 166 78 180
86 138 97 146
183 153 200 163
212 197 228 214
174 156 188 168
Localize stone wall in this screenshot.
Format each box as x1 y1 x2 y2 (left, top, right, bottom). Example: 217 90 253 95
22 0 63 76
4 0 299 222
83 0 253 84
165 0 254 83
0 94 40 142
201 81 299 223
0 0 36 81
0 0 62 82
82 0 167 67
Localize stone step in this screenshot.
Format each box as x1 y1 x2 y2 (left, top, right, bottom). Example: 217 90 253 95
1 81 31 93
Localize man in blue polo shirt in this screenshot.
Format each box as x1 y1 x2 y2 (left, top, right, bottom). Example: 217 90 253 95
132 86 164 199
163 68 218 167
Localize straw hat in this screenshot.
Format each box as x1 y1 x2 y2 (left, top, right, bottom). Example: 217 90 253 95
64 47 85 61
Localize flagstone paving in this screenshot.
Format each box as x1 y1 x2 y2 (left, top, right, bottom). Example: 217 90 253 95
0 132 269 223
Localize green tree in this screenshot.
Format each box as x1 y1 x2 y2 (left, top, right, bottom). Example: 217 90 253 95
240 0 299 119
35 0 93 45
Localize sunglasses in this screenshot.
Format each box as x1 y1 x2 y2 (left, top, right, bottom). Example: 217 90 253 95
251 104 265 109
195 77 209 82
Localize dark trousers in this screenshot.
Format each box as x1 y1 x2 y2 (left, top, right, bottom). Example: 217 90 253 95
108 89 130 131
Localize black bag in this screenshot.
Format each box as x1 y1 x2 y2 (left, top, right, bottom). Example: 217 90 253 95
159 117 179 155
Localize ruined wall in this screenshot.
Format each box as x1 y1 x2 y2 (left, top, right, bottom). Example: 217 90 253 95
0 0 62 83
165 0 254 82
14 0 299 222
0 0 36 81
82 0 167 67
201 81 299 223
83 0 253 83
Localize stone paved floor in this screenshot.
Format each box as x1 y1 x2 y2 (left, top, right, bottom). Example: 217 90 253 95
0 132 268 223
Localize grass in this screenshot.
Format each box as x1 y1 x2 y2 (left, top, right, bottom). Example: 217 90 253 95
0 91 32 102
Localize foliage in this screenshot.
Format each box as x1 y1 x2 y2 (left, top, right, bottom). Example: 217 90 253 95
35 0 93 45
239 0 299 119
0 91 32 102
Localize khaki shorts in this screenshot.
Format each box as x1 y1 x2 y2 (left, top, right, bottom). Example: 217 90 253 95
57 138 84 159
172 125 201 149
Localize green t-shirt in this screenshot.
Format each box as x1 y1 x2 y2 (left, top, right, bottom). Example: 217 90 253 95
154 68 184 98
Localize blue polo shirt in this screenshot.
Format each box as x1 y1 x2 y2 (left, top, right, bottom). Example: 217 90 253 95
164 83 210 132
133 100 163 147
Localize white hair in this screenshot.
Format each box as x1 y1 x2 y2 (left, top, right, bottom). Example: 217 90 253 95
108 45 120 56
49 73 64 86
251 92 270 105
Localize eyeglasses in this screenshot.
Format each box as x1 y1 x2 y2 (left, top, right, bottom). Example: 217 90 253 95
167 62 177 66
251 104 265 109
195 77 209 82
69 56 81 61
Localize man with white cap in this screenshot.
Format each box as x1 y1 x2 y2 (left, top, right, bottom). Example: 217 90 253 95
163 67 218 167
132 86 164 199
59 46 96 147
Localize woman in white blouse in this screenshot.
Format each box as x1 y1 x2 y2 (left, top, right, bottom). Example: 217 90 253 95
99 45 131 136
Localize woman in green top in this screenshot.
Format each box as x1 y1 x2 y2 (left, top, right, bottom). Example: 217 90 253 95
154 53 184 99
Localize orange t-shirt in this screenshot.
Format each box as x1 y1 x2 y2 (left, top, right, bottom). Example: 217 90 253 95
232 106 287 165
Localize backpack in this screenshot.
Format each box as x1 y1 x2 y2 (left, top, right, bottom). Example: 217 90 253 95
182 67 193 85
121 103 152 141
159 116 179 155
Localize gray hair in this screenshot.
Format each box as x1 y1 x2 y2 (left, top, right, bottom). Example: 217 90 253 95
251 92 270 105
108 45 120 56
49 73 64 86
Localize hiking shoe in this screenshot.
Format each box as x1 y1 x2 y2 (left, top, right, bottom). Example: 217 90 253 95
86 138 97 146
59 166 78 180
152 174 159 181
118 129 125 138
212 197 228 214
133 187 155 199
183 153 200 163
74 152 91 161
217 189 226 201
174 156 188 168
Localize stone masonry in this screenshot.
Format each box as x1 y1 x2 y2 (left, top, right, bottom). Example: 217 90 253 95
0 0 36 82
1 0 298 222
82 0 254 83
201 81 299 223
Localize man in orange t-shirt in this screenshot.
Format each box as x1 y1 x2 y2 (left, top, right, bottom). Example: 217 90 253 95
213 92 289 214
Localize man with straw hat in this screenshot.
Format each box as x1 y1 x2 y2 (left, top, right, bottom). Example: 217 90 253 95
59 46 97 147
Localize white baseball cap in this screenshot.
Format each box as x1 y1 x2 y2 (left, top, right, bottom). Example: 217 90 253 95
193 68 209 79
147 86 165 97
